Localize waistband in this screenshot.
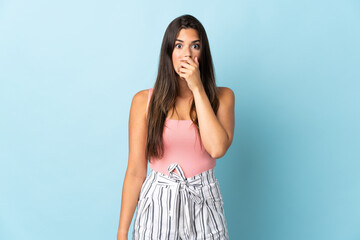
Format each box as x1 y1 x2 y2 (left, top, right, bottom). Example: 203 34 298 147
149 163 216 185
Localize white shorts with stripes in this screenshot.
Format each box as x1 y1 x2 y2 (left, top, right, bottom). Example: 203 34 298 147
132 163 229 240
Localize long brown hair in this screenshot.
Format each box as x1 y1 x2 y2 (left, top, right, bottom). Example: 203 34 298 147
145 14 219 161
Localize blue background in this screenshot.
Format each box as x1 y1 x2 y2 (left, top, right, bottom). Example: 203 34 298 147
1 0 359 239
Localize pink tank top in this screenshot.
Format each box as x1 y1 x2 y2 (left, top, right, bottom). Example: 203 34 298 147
146 88 216 178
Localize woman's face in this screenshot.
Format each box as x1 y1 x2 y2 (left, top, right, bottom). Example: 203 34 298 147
172 28 201 79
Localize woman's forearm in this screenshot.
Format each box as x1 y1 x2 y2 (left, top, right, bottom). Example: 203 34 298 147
117 171 146 239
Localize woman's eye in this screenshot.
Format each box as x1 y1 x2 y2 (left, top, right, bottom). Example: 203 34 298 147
175 43 200 49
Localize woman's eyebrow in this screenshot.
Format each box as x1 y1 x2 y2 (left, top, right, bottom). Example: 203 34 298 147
175 39 200 43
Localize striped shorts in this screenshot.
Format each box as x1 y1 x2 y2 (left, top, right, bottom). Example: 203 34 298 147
132 163 229 240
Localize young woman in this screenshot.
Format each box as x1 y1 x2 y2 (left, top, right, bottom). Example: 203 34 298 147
117 14 235 240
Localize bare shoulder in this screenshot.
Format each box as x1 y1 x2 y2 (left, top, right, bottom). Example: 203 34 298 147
130 89 150 119
217 86 235 104
132 88 149 103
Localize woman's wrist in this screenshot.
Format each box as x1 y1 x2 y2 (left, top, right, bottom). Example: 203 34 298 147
117 230 128 237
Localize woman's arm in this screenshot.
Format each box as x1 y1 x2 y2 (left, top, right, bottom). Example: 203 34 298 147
117 90 149 240
192 86 235 159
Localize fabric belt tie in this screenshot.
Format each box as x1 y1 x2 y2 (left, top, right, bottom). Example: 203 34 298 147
155 163 204 238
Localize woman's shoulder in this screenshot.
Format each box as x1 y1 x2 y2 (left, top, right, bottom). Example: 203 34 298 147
133 88 153 100
217 86 235 101
132 88 149 102
131 88 152 116
216 86 235 111
133 88 154 119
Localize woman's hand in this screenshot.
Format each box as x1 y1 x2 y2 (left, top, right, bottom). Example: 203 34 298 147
178 56 203 92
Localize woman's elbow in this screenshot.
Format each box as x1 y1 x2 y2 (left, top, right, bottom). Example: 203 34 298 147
209 146 228 159
209 136 232 159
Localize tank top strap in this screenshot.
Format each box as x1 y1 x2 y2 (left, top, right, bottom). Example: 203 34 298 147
146 88 153 119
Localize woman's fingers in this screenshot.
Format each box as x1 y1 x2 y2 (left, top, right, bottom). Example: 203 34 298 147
179 67 190 73
179 61 194 70
181 56 198 68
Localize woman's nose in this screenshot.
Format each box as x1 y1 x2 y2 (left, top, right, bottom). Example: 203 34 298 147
182 47 192 58
182 53 192 60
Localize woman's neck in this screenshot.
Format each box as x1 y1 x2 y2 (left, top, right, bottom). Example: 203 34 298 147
177 79 193 99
